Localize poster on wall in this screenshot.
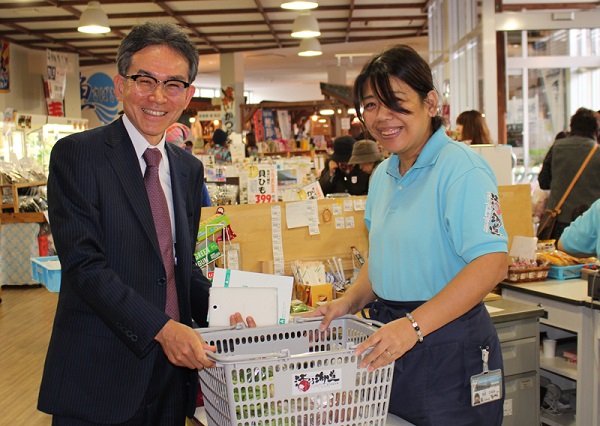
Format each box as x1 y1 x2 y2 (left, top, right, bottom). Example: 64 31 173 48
0 41 9 93
262 109 280 140
252 109 265 142
80 70 120 127
46 49 69 101
221 85 235 136
276 110 292 140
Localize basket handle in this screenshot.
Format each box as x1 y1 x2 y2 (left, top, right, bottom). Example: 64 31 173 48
205 348 292 364
292 314 386 330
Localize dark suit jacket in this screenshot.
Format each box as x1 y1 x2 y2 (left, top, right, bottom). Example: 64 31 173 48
38 118 211 423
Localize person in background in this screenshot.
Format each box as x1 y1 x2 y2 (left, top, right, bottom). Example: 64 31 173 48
537 107 600 240
455 110 494 145
166 122 211 207
558 197 600 256
318 135 370 196
38 21 251 425
347 139 383 184
206 128 232 163
166 122 192 150
245 131 259 158
312 44 508 425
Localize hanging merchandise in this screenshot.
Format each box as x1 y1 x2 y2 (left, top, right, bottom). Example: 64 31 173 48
194 207 238 277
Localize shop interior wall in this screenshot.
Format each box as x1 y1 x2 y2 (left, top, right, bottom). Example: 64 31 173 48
201 184 533 277
202 196 369 277
0 44 81 118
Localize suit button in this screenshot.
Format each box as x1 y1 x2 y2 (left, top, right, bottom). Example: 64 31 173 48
131 335 138 342
158 278 166 286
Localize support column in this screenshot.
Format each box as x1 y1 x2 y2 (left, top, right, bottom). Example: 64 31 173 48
327 65 347 136
481 0 499 142
219 52 244 135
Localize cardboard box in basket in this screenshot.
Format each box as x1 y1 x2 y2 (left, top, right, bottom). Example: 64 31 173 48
295 283 332 307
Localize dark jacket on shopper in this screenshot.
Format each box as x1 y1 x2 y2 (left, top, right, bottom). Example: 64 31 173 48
319 161 370 196
539 135 600 237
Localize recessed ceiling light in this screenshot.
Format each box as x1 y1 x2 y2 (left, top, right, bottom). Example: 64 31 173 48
281 2 319 10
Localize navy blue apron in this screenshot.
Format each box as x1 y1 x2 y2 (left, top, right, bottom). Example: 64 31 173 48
365 299 504 426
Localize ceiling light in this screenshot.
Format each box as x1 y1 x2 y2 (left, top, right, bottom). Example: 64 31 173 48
298 38 322 57
319 109 334 116
281 1 319 10
78 1 110 34
291 12 320 38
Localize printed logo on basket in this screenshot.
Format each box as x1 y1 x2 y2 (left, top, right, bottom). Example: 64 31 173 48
293 369 342 395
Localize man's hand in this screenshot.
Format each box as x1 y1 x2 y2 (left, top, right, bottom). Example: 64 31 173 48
155 320 215 370
230 312 257 328
328 160 339 174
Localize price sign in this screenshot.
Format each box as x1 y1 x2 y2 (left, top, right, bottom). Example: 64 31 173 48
248 165 277 204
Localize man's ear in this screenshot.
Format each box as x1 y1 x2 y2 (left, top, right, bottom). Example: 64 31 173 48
113 74 125 102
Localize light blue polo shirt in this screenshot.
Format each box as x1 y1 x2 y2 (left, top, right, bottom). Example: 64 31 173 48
365 127 508 301
560 198 600 256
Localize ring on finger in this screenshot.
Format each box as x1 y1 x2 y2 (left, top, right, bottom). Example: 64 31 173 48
384 350 393 357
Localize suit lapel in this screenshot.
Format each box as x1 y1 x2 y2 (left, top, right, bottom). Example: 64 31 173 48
103 119 161 256
165 142 191 255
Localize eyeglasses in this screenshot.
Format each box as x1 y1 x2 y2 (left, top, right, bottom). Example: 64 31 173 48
123 74 190 96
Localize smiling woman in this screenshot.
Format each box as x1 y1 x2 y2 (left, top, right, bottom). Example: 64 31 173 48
312 44 509 426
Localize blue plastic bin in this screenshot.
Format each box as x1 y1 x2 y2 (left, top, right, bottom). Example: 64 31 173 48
31 256 61 292
548 264 594 280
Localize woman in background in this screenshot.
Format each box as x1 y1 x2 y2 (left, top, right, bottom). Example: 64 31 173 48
455 110 494 145
206 128 232 163
245 132 259 158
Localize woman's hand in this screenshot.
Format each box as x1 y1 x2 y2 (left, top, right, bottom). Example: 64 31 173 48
309 297 353 331
354 317 419 371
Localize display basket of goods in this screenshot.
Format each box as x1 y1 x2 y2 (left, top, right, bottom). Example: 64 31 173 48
196 315 393 426
506 256 550 283
537 250 597 280
31 255 61 292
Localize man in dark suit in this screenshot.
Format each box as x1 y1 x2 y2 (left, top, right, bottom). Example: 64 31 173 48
38 21 235 425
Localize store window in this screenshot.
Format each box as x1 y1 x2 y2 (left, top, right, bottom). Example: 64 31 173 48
506 29 600 180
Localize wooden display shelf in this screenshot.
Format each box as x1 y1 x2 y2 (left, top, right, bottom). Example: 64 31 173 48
0 212 47 224
0 181 47 214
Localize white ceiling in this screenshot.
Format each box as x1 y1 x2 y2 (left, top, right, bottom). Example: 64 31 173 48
0 0 430 102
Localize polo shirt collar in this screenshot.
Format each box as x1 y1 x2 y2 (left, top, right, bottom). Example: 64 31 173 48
386 126 449 179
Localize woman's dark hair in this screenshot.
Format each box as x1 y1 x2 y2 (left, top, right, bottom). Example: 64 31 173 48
117 21 199 83
456 110 493 144
246 132 257 147
569 107 600 140
352 44 443 133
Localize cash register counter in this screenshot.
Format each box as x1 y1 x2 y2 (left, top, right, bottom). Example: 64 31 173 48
194 298 544 426
500 279 600 426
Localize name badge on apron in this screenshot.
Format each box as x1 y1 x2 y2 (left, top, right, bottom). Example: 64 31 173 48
471 347 503 406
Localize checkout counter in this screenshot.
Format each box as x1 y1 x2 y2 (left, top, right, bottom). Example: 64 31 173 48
500 279 600 426
193 298 544 426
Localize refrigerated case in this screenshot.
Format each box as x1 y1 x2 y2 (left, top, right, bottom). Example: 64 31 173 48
0 113 88 175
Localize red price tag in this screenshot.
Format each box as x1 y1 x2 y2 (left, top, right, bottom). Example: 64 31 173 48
255 194 273 203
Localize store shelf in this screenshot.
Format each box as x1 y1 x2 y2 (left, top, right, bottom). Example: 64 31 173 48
0 181 47 214
0 212 46 223
540 352 578 380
